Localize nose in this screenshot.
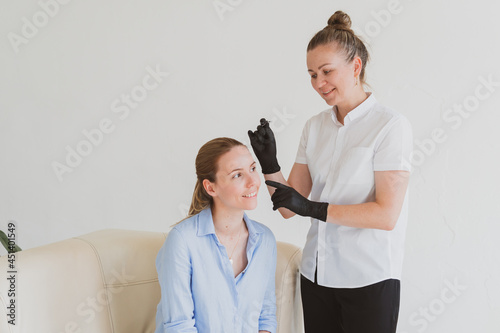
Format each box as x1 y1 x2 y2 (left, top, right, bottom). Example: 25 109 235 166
247 172 260 188
316 75 327 90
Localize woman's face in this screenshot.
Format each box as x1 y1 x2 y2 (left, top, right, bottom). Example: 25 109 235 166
206 145 261 212
307 43 357 107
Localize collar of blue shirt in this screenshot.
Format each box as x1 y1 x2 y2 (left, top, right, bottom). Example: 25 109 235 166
195 208 264 241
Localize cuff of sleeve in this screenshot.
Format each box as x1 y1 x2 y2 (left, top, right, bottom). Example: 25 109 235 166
374 163 412 172
258 324 276 333
259 316 277 333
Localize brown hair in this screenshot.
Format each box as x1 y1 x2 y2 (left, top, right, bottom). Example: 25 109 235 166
307 11 370 86
182 137 246 222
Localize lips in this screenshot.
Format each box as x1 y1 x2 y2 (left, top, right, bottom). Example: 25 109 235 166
242 191 257 198
322 88 335 95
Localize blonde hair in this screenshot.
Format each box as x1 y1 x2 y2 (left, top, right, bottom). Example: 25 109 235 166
176 137 245 224
307 11 370 86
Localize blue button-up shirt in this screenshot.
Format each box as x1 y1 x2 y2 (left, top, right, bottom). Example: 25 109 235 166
154 208 277 333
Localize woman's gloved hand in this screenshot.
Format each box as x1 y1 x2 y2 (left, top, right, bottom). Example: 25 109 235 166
247 118 281 174
266 180 329 222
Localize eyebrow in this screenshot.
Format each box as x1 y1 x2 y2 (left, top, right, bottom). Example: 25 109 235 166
227 161 256 175
308 63 332 72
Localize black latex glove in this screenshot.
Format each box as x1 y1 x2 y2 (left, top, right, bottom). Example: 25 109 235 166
247 118 281 174
266 180 329 222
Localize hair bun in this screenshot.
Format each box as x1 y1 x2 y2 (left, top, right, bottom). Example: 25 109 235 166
327 10 352 31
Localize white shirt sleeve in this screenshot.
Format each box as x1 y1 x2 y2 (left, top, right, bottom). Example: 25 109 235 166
373 115 413 172
295 119 310 165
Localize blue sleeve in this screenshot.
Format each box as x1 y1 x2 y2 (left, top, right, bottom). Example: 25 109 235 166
155 229 198 333
258 233 278 333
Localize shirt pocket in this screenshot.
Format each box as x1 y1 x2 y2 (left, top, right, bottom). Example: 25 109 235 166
338 147 374 184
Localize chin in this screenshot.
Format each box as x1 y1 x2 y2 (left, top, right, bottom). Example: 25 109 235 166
244 203 258 211
324 96 338 106
241 200 258 211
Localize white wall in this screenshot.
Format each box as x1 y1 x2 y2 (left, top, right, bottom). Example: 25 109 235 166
1 0 499 331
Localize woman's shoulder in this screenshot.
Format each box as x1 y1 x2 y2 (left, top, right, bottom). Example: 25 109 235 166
299 108 333 135
169 214 200 239
308 107 333 123
368 96 406 119
246 217 276 243
370 101 411 127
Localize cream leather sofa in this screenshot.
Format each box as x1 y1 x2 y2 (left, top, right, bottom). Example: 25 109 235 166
0 229 303 333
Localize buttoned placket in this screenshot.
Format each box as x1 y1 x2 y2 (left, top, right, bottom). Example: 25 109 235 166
213 223 260 331
316 111 348 284
212 233 240 326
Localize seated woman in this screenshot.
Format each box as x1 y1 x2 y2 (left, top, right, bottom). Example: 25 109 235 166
154 137 277 333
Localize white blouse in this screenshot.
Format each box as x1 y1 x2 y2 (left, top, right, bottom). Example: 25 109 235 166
296 93 413 288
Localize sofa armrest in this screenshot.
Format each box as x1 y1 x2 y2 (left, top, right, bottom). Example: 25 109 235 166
275 242 303 333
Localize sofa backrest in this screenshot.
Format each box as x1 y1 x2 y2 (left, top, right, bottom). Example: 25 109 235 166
0 229 303 333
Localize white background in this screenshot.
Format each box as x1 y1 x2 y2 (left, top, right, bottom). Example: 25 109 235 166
1 0 499 332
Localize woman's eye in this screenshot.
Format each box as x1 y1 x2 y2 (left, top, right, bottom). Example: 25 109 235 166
311 74 317 79
250 166 256 172
323 70 331 75
233 173 241 179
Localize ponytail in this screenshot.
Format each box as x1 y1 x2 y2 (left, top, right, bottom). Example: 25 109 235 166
187 179 212 217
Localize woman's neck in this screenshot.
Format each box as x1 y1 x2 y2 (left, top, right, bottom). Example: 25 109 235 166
336 89 368 124
211 205 246 236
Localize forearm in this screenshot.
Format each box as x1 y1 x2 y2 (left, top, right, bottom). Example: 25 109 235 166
325 201 399 231
325 171 409 230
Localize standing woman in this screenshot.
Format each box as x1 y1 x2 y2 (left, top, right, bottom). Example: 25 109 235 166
155 138 277 333
248 11 412 333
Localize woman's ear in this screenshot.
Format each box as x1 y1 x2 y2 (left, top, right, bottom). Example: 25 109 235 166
353 56 362 78
203 179 217 198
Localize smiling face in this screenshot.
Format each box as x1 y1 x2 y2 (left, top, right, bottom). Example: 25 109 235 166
203 145 260 214
307 43 361 109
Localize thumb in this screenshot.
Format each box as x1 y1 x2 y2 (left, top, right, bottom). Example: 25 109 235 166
247 130 255 142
